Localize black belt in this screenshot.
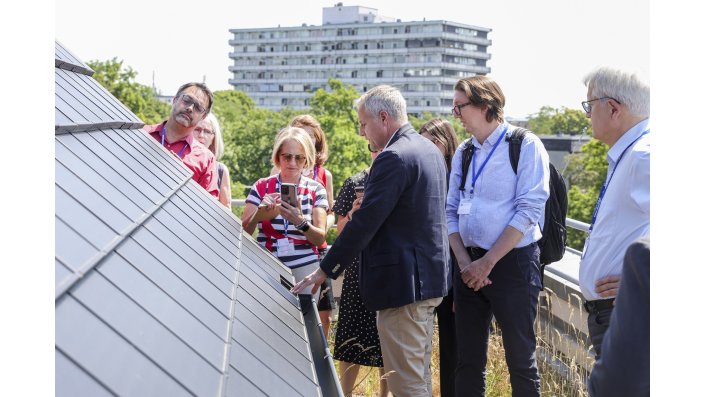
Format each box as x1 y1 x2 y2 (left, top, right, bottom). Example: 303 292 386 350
465 243 536 261
583 298 615 314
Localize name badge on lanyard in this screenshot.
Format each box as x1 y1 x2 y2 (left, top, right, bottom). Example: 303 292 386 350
457 198 473 215
276 238 296 256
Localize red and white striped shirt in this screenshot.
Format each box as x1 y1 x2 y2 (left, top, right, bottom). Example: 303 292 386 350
246 175 328 269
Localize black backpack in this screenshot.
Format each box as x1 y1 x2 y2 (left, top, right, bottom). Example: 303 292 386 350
459 128 568 285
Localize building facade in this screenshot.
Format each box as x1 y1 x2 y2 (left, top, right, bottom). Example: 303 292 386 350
228 4 492 115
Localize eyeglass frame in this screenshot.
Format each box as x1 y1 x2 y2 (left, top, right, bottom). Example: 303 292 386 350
451 101 473 116
193 127 213 136
178 94 207 114
279 153 307 164
367 143 380 153
581 97 621 114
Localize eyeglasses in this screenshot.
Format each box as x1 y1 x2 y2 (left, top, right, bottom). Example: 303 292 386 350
367 143 379 153
280 153 306 164
194 127 213 136
179 94 207 114
451 101 473 116
581 97 621 114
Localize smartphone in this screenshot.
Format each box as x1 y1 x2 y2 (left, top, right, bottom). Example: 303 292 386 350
280 183 298 206
354 186 365 199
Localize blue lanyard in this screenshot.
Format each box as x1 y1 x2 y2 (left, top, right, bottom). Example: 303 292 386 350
589 130 650 231
161 126 188 159
313 164 318 182
469 126 508 197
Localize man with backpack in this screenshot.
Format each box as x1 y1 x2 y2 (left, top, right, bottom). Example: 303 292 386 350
446 76 550 397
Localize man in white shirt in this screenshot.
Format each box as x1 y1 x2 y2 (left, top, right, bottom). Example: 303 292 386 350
579 67 650 359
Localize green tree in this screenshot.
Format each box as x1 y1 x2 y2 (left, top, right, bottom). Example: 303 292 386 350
562 139 608 248
528 106 591 136
310 79 369 193
409 112 470 143
87 58 170 124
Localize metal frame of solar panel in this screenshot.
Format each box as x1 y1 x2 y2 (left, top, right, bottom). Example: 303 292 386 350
54 40 342 397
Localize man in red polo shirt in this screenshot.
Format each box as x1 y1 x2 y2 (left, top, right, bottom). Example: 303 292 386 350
144 82 219 197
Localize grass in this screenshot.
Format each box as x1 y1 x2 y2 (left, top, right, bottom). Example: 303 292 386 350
328 290 591 397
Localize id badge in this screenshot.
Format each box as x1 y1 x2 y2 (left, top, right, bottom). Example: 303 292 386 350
457 198 473 215
276 238 295 256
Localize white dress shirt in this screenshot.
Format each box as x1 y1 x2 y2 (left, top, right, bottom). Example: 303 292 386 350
579 118 650 301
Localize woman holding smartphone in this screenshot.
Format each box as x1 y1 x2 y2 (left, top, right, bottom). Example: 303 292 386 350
242 127 329 292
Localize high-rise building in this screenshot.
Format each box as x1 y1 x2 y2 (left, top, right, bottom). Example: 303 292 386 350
228 4 492 115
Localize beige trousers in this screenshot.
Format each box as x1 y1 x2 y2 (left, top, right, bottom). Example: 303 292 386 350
376 297 443 397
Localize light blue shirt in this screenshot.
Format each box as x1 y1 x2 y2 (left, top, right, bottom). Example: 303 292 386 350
579 118 650 301
446 123 550 249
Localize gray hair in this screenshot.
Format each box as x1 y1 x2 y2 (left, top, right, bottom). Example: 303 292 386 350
355 85 408 124
583 67 650 118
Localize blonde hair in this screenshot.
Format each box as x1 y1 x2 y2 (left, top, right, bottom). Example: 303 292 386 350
202 113 224 159
271 126 316 170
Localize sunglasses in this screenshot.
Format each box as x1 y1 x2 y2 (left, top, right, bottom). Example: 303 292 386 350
279 153 306 164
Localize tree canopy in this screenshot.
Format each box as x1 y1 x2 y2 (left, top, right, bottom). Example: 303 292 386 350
87 58 170 124
87 58 610 249
528 106 591 136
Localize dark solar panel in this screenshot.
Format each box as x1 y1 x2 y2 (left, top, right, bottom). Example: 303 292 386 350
55 41 340 396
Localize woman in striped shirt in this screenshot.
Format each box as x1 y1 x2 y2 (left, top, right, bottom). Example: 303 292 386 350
242 127 329 294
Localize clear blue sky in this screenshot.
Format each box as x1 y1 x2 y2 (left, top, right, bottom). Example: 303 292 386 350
56 0 649 118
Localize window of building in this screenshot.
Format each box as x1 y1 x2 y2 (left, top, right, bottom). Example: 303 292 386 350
282 98 288 105
376 70 383 78
351 71 357 78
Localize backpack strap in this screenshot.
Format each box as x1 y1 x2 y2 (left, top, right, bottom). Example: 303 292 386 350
459 140 475 191
506 127 528 175
217 163 224 190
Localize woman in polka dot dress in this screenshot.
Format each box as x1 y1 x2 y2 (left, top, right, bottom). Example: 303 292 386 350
332 147 388 397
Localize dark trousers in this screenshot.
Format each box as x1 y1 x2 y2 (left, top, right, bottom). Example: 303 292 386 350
436 288 456 397
454 243 541 397
586 303 614 360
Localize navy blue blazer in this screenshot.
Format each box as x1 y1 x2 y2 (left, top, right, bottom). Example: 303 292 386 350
320 124 451 311
588 237 650 397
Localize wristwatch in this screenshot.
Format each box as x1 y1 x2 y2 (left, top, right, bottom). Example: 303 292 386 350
295 219 310 232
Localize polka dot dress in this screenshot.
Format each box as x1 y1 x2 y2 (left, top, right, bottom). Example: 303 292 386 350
331 169 383 367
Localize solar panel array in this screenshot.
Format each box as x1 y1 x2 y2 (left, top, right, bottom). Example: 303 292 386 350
54 41 332 397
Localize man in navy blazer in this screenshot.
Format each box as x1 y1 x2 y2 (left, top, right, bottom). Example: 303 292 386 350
293 85 451 396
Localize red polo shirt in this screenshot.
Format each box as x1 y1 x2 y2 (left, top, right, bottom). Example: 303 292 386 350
145 122 219 197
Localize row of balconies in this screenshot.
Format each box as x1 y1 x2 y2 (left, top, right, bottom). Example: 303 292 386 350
228 75 483 89
228 47 491 60
228 31 492 47
228 62 489 73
